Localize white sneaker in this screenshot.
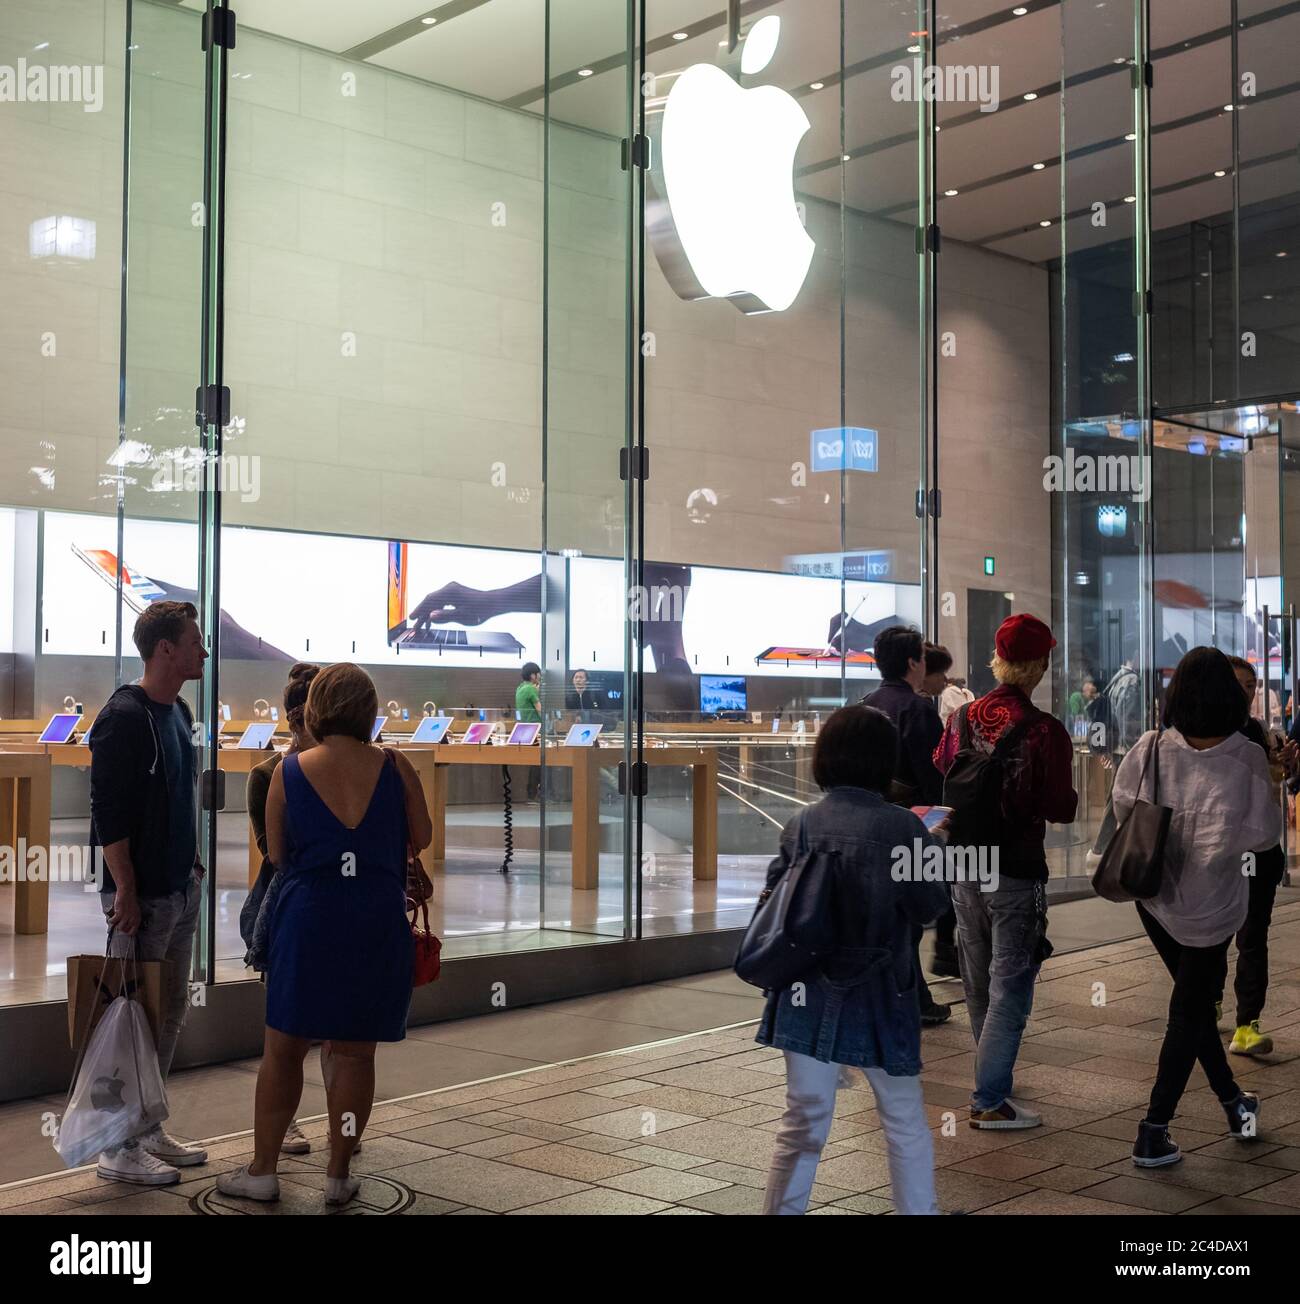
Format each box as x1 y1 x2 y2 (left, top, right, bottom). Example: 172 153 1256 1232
97 1141 180 1186
216 1164 280 1202
281 1120 311 1155
325 1175 361 1206
137 1123 208 1167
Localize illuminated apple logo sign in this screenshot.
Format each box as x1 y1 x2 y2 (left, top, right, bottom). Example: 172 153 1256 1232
648 16 814 315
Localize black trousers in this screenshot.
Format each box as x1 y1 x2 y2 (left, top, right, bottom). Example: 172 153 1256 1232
1214 850 1285 1026
1138 903 1238 1126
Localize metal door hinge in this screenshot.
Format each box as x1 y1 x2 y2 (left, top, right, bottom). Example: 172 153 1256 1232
620 447 649 481
195 383 231 428
916 223 941 255
202 7 237 51
618 760 648 797
200 768 226 812
621 134 652 171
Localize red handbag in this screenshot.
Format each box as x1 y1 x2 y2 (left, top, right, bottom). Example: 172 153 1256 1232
387 749 441 986
409 897 442 987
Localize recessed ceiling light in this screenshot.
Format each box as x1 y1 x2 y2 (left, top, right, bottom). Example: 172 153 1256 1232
1125 132 1136 141
907 44 921 53
1013 5 1028 13
1223 103 1234 111
935 125 941 132
1124 195 1136 203
672 31 688 40
578 68 593 77
718 38 728 46
1023 91 1038 101
33 41 49 50
842 153 851 162
421 14 437 24
1039 219 1052 227
809 81 824 90
1264 294 1274 300
944 188 959 196
1277 251 1289 258
1214 169 1227 177
1112 57 1126 64
1032 161 1046 170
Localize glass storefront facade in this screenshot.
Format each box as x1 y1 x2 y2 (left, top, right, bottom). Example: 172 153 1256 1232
1 0 1297 1012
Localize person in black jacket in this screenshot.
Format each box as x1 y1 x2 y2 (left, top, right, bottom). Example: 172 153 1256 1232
88 600 210 1186
863 626 951 1024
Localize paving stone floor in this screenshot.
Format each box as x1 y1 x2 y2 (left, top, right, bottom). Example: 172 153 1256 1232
3 899 1300 1216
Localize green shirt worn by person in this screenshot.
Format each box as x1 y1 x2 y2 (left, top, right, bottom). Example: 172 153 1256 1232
516 680 541 722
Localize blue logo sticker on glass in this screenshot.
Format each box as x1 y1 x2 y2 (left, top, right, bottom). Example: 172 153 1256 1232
810 427 878 473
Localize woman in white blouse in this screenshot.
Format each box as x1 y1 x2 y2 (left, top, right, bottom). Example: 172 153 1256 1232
1112 647 1280 1169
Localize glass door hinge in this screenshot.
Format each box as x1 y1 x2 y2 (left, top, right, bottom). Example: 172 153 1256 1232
202 8 237 51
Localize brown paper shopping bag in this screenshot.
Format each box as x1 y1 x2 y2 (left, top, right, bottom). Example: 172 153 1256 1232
66 953 171 1051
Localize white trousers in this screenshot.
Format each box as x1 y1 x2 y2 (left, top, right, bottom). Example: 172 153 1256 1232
762 1050 940 1215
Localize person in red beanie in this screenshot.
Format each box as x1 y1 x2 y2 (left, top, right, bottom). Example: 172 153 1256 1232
932 614 1078 1130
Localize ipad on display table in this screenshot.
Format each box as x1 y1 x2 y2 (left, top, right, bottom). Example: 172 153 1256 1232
460 722 496 745
39 713 82 744
236 722 277 750
563 723 603 747
371 716 387 742
410 715 452 744
506 722 540 745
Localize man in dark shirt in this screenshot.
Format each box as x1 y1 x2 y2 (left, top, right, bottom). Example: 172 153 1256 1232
565 668 605 715
863 626 951 1024
89 600 210 1184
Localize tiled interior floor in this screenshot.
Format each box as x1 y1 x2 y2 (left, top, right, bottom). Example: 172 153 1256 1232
3 896 1300 1216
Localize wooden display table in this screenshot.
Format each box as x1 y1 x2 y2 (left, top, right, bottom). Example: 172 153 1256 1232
406 743 718 891
0 750 53 934
4 740 719 908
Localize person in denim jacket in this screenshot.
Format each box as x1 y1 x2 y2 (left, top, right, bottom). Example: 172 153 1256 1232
757 704 952 1215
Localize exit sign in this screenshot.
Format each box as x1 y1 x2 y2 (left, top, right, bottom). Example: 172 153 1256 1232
983 556 995 576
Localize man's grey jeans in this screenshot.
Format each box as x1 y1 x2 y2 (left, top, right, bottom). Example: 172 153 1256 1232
100 871 202 1081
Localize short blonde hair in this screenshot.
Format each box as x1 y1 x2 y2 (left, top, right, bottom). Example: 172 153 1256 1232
990 654 1048 691
304 662 378 743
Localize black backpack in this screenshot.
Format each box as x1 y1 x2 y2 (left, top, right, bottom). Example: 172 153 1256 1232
942 704 1037 850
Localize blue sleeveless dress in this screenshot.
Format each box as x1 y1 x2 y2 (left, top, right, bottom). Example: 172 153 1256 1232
265 753 413 1042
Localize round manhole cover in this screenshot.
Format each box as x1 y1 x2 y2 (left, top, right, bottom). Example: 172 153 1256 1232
191 1172 415 1215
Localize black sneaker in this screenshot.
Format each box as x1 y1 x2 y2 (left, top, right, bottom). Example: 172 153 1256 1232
1132 1121 1181 1168
1224 1092 1261 1142
921 1000 952 1026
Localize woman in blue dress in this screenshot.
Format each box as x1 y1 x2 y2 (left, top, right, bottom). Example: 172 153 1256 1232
218 663 431 1207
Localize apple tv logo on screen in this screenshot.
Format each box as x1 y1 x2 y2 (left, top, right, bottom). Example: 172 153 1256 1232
647 15 815 315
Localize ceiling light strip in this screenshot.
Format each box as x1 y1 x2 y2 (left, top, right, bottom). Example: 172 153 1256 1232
343 0 489 62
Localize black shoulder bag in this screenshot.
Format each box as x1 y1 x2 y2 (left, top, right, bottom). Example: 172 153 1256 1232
1091 729 1170 903
734 811 837 991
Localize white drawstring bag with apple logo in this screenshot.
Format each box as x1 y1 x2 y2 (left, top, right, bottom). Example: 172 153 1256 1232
55 954 168 1168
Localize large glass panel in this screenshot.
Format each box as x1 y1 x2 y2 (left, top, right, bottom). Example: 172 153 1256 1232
637 1 926 937
932 0 1065 870
215 0 633 971
0 0 210 1008
1050 0 1151 867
